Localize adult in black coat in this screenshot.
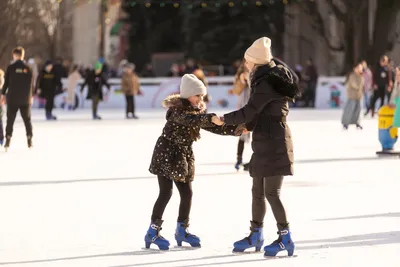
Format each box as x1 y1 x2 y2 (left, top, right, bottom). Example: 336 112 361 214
80 63 110 120
219 37 301 257
36 61 63 120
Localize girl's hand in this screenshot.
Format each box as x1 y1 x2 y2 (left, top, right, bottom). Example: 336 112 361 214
212 115 224 126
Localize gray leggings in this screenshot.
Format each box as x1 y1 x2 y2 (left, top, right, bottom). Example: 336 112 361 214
252 175 288 228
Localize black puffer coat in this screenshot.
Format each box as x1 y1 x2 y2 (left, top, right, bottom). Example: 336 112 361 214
149 94 244 183
223 61 300 178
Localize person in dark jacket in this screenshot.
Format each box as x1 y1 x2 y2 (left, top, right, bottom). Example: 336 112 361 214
365 55 390 117
0 47 34 150
218 37 301 257
145 74 244 250
36 60 63 120
80 63 110 120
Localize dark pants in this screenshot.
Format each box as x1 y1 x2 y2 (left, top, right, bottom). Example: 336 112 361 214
237 139 245 160
387 90 393 104
125 95 135 116
45 96 55 114
151 175 193 223
6 105 33 137
252 175 288 228
92 95 100 117
368 88 385 115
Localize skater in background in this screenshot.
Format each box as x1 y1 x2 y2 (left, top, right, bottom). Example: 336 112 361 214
361 60 373 111
121 63 140 119
0 69 4 146
341 62 364 130
366 55 390 117
230 61 251 171
1 47 34 151
66 65 82 110
192 67 211 106
36 60 63 120
80 62 110 120
145 74 244 250
390 66 400 127
217 37 300 257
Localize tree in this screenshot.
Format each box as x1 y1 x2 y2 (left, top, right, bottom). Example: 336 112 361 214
122 0 286 69
122 1 182 71
296 0 400 73
181 1 285 65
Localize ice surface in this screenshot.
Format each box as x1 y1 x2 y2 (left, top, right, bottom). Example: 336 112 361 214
0 108 399 267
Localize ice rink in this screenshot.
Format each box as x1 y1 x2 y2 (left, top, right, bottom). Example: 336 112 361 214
0 108 399 267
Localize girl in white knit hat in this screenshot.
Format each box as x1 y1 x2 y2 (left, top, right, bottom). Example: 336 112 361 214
145 74 245 250
219 37 301 257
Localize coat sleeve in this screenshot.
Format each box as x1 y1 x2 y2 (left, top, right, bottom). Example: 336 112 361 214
168 108 216 128
35 73 42 94
223 82 272 125
202 123 245 136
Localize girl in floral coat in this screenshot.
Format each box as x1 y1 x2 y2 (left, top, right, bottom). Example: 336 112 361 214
145 74 244 250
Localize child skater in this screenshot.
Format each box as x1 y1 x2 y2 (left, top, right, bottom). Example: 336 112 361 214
145 74 245 250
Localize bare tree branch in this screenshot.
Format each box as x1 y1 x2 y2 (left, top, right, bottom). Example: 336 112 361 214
298 2 345 52
325 0 347 22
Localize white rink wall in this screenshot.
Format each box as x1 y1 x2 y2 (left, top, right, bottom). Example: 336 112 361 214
32 76 348 110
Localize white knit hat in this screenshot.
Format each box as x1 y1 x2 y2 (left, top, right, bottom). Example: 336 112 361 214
180 74 207 99
244 37 273 65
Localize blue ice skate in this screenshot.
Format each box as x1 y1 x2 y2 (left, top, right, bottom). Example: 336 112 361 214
263 228 295 257
175 221 201 247
144 219 170 250
233 222 264 253
235 157 243 170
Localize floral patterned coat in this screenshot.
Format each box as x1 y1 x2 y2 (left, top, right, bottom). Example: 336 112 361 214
149 94 244 183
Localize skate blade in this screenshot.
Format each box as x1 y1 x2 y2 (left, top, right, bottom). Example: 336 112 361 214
171 246 200 251
232 250 263 255
140 247 168 253
264 254 298 259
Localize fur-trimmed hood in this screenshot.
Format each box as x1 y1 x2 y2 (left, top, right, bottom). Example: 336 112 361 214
162 94 184 108
162 94 206 112
251 61 301 99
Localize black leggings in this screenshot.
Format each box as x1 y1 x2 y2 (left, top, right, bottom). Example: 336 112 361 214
151 176 193 223
252 175 288 229
125 95 135 115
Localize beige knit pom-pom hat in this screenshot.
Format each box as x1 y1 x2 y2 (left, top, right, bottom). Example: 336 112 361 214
244 37 273 65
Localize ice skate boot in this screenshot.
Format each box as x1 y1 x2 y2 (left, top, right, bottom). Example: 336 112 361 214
263 227 295 257
243 163 250 171
4 136 11 152
235 157 243 170
0 138 3 146
144 219 170 250
232 221 264 253
27 136 33 149
93 113 102 120
175 221 201 247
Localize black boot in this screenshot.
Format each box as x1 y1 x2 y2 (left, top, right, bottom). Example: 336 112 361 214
4 135 11 151
27 136 33 149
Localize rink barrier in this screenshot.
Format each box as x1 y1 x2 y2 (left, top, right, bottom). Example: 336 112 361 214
32 76 347 110
314 76 347 109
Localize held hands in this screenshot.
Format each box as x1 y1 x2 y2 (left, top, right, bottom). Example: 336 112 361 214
211 115 224 126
